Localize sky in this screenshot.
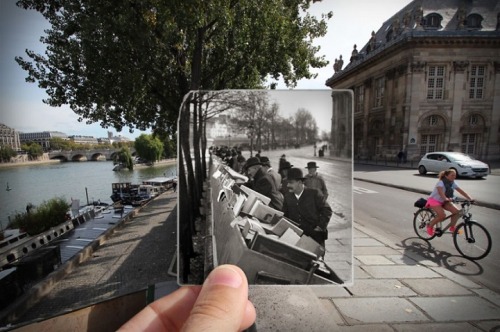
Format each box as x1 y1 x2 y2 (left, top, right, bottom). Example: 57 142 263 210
0 0 413 139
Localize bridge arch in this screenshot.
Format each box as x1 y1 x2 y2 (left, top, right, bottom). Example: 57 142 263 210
70 153 87 162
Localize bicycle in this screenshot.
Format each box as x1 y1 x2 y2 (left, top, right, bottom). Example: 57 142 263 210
413 198 492 260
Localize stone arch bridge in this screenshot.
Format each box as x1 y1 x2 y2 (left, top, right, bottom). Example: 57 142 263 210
48 148 136 162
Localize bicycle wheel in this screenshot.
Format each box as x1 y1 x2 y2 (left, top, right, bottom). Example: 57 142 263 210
453 221 492 260
413 208 436 240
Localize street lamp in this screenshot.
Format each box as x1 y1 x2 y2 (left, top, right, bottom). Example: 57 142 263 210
247 124 255 157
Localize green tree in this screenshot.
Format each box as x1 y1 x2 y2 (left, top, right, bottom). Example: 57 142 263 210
15 0 331 136
163 135 176 159
113 146 134 171
49 137 71 150
134 134 164 164
21 142 44 160
8 197 70 235
0 145 18 162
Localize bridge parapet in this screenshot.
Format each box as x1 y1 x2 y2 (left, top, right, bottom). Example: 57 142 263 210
48 148 135 161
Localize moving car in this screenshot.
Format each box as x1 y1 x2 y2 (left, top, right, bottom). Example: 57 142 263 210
417 152 489 178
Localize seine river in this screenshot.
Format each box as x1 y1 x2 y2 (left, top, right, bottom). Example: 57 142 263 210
0 160 177 230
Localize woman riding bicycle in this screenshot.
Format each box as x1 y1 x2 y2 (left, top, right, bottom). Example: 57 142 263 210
426 169 474 236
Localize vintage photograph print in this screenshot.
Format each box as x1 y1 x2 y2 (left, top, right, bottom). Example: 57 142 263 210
177 90 353 286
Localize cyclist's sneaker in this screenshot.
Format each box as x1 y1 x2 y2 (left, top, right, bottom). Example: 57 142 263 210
426 225 434 236
449 226 463 234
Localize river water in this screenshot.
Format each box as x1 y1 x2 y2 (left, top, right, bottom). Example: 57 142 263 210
0 161 177 230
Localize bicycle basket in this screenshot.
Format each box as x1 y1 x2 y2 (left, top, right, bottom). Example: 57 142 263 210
414 198 427 208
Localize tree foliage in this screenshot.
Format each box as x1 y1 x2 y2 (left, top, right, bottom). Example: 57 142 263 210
294 107 318 144
0 145 18 162
113 146 134 170
8 197 70 236
134 134 164 163
15 0 332 136
21 142 44 159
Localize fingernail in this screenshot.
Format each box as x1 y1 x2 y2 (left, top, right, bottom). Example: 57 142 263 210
206 265 243 289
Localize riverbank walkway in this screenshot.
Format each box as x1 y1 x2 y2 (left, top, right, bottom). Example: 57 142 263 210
2 161 500 331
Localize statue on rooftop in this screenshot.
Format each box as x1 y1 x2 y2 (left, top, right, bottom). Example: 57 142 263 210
350 44 358 62
337 55 344 71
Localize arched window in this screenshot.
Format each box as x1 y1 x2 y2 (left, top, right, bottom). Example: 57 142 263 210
423 13 443 30
469 115 478 126
466 14 483 29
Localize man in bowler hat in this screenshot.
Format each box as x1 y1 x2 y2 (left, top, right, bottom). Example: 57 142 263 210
244 157 283 211
282 168 332 248
304 161 328 200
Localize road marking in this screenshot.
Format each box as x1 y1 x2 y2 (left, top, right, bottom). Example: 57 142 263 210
353 186 378 194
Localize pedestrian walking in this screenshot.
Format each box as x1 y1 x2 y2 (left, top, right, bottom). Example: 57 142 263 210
304 161 328 200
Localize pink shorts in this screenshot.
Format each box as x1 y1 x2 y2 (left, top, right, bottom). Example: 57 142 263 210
425 197 444 207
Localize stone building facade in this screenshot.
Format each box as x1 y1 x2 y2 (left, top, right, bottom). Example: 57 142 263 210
0 123 21 151
326 0 500 162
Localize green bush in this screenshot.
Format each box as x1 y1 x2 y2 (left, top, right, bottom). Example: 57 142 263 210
8 197 70 235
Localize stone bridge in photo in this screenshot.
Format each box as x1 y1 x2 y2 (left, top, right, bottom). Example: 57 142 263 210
48 148 136 162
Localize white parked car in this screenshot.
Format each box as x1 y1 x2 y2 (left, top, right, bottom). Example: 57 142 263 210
417 152 489 178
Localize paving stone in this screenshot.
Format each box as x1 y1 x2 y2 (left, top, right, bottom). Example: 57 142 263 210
353 266 371 279
410 296 500 321
346 279 417 297
362 265 441 279
430 267 482 289
402 278 472 296
356 255 395 265
474 320 500 332
310 285 352 298
353 231 369 239
472 288 500 307
386 254 419 266
400 250 441 268
391 322 482 331
249 286 339 331
354 238 385 247
319 298 345 325
335 324 395 332
354 246 402 255
333 298 429 324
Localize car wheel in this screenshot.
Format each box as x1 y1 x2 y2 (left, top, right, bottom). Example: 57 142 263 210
418 165 427 175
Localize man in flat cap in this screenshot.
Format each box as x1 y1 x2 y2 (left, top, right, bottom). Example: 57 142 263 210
259 156 281 190
304 161 328 200
244 157 283 211
283 168 332 249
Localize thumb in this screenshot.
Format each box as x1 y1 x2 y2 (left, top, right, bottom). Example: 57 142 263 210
181 265 255 332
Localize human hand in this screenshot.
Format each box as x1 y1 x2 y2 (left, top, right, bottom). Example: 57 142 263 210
119 265 256 332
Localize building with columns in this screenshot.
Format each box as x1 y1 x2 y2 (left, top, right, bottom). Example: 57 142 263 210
0 123 22 151
326 0 500 162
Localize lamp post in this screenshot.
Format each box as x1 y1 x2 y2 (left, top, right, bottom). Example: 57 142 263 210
247 124 255 157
